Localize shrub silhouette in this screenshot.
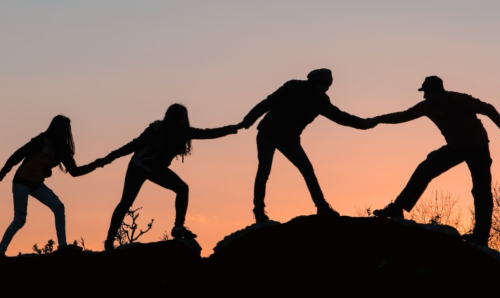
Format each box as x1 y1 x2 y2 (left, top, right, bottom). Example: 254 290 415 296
115 207 154 246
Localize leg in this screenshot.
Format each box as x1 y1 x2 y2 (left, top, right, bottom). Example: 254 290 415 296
106 162 147 244
148 169 196 238
31 184 67 246
0 184 30 253
147 168 189 228
465 146 493 245
394 146 464 211
253 132 277 210
277 142 327 208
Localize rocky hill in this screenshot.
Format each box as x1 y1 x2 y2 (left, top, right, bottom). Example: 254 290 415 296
2 215 499 294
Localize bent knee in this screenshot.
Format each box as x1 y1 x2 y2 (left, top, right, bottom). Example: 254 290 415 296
12 215 27 229
52 203 65 214
179 183 189 194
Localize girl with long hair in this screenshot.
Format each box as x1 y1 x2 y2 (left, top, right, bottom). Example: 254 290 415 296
0 115 106 256
103 103 241 251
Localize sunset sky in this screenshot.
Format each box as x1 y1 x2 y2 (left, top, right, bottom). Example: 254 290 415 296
1 1 500 256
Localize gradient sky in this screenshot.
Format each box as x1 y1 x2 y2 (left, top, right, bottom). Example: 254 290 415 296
1 1 500 256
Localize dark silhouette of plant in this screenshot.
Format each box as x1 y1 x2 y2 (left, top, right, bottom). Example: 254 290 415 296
32 239 55 255
488 183 500 250
115 207 154 246
159 231 169 241
71 237 88 251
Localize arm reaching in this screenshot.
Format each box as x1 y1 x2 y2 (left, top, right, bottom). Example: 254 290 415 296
62 155 100 177
0 135 44 181
320 103 373 130
241 81 293 129
105 122 159 163
189 125 238 140
371 102 426 124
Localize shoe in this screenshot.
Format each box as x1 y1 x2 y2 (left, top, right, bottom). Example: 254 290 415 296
373 203 404 218
462 233 488 246
104 239 115 252
253 207 269 223
171 226 197 239
317 204 340 217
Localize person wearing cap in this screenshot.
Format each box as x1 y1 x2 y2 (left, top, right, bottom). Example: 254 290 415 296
240 68 374 223
371 76 500 246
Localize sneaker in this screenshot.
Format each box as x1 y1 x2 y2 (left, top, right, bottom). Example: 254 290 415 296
373 203 404 218
253 207 269 223
104 239 115 252
317 204 340 217
462 233 488 246
171 226 197 239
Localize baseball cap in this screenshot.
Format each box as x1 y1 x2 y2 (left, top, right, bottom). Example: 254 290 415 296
418 76 445 92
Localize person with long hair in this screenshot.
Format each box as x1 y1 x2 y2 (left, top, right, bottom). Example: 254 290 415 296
103 103 241 251
0 115 106 256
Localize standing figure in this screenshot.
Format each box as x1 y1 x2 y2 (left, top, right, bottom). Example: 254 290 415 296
241 68 373 223
103 103 240 251
371 76 500 246
0 115 105 256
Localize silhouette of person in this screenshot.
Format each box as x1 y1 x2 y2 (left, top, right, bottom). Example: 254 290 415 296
240 68 374 223
0 115 106 257
371 76 500 246
102 103 241 251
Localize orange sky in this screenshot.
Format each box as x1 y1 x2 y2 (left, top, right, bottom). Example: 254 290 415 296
1 1 500 256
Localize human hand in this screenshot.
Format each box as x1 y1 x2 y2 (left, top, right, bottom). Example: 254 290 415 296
95 157 112 168
236 122 246 130
363 118 378 130
228 125 239 134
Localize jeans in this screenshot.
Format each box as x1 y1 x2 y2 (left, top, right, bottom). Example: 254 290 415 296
395 144 493 239
106 161 189 242
253 132 327 209
0 183 66 253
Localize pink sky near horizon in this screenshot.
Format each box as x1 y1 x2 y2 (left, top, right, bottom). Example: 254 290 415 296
1 1 500 256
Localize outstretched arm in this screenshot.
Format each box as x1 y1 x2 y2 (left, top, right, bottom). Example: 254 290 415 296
189 125 239 140
370 102 426 125
62 155 101 177
241 99 271 129
320 103 374 129
0 136 44 182
241 81 292 129
105 122 158 163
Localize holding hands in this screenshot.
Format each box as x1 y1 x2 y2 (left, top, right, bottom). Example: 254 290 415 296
94 157 112 168
362 118 378 130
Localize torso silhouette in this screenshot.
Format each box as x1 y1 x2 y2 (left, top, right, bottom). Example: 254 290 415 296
243 80 365 143
375 91 490 150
